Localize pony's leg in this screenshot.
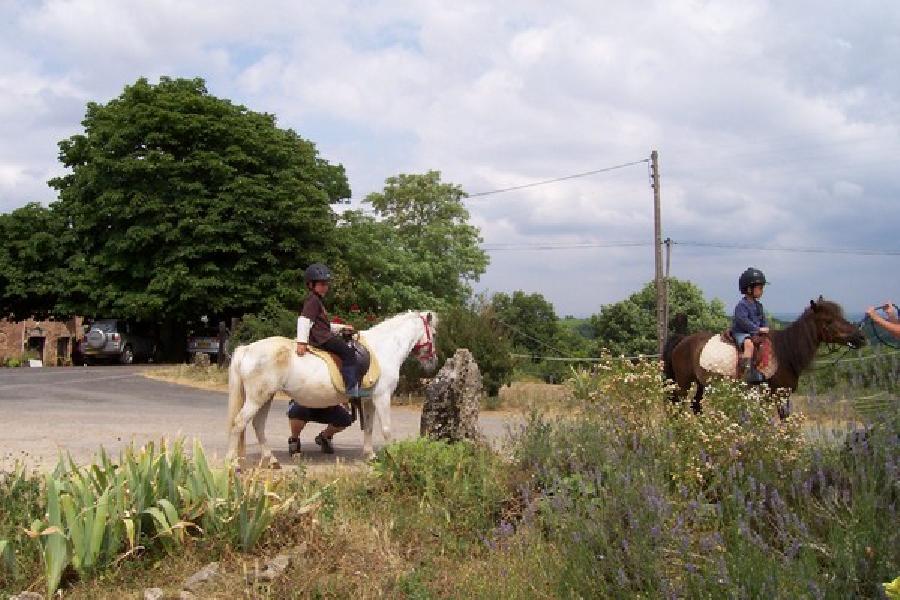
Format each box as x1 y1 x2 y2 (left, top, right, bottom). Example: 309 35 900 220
373 392 393 445
691 384 704 414
227 397 260 463
251 394 279 468
362 396 376 458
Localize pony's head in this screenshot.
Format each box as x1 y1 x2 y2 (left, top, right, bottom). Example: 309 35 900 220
808 297 866 349
413 310 439 373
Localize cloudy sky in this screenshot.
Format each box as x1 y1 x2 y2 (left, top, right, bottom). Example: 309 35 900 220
1 0 898 316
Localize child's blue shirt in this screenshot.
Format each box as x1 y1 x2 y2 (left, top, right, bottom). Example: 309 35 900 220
732 297 767 335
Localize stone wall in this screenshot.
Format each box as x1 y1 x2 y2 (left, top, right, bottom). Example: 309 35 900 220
0 317 83 365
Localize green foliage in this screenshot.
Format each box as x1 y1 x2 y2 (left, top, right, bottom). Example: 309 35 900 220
0 203 69 319
372 438 507 540
363 171 489 309
500 360 900 598
589 277 730 356
2 439 304 595
228 299 297 350
491 290 561 353
329 210 443 315
48 76 349 323
431 300 514 396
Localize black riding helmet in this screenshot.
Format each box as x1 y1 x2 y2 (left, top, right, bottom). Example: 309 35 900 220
304 263 332 285
739 267 767 294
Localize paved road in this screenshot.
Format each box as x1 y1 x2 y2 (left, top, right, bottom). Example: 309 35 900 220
0 366 518 471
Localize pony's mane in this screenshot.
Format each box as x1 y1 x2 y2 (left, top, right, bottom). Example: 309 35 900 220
365 310 428 334
771 299 842 376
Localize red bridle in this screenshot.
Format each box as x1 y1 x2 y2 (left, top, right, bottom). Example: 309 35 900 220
412 314 436 362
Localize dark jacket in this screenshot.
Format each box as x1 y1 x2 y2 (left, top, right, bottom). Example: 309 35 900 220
300 293 333 346
732 297 767 335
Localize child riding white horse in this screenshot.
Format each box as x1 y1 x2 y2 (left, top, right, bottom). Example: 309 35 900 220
226 310 438 466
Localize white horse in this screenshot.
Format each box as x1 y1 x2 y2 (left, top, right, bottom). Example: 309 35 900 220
226 310 438 466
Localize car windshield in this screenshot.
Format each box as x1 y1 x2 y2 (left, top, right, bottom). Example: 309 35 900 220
92 320 118 333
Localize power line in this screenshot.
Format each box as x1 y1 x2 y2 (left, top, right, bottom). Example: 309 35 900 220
674 241 900 256
482 241 651 251
467 159 649 198
477 239 900 257
492 316 575 358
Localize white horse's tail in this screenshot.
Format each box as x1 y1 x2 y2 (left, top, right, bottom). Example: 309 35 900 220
227 344 247 457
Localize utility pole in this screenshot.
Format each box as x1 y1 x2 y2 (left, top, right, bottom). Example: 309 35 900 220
650 150 665 355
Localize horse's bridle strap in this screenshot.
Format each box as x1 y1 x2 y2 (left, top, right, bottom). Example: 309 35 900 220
413 314 436 361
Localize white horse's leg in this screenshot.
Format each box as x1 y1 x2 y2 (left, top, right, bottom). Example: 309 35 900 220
226 398 260 463
374 392 393 446
362 396 376 458
251 394 278 468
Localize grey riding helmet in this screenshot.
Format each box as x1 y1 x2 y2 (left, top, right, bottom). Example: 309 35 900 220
739 267 767 293
304 263 332 284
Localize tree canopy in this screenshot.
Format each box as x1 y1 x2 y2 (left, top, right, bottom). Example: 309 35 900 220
361 171 489 310
589 278 730 356
0 203 68 319
48 76 349 323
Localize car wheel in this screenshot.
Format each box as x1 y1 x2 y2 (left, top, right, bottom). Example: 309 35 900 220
120 346 134 365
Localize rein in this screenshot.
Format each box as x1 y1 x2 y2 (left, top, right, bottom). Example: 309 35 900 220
861 313 900 350
412 314 436 361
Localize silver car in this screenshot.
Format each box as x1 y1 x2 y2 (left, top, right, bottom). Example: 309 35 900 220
82 319 157 365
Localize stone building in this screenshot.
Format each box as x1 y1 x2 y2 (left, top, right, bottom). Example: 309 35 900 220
0 316 83 366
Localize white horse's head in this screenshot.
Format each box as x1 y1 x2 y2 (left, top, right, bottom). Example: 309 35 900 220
412 310 439 373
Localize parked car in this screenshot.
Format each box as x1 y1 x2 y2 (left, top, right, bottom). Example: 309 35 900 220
82 319 157 365
187 317 230 362
186 326 224 363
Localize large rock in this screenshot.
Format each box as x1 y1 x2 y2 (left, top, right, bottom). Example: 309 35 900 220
421 349 483 442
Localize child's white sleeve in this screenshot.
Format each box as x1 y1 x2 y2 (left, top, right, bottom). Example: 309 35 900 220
297 317 312 343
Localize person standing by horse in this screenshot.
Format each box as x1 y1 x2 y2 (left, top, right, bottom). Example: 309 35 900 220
289 263 358 454
733 267 770 383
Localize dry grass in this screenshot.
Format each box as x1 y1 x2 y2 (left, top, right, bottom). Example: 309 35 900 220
143 366 574 416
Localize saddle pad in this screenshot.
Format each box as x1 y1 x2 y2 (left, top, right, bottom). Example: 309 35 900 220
698 335 779 380
699 334 739 377
309 335 381 394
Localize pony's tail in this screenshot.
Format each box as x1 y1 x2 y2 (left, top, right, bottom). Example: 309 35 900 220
662 312 689 383
227 345 247 457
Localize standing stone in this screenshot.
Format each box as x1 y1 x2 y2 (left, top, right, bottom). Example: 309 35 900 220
421 348 483 442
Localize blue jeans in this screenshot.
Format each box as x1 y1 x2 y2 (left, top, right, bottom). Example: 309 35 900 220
316 336 358 393
733 332 751 347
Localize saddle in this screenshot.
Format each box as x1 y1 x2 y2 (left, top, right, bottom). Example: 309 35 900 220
721 330 775 371
308 335 381 394
699 332 778 380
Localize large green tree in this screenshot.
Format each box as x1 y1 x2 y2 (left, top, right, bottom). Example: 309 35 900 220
0 203 69 319
490 291 561 354
589 278 730 356
49 76 349 323
362 171 489 309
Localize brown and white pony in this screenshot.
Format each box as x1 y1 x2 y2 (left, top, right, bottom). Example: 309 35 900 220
663 298 865 413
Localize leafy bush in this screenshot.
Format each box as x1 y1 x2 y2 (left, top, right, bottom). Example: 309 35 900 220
1 439 308 596
372 438 508 540
229 299 297 351
501 358 900 598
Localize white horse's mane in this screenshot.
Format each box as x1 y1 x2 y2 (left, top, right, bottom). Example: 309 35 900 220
364 310 433 336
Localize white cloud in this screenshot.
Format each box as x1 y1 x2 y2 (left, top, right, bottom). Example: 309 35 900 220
1 0 898 315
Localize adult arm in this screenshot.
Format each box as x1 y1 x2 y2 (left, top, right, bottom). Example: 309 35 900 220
867 305 900 337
